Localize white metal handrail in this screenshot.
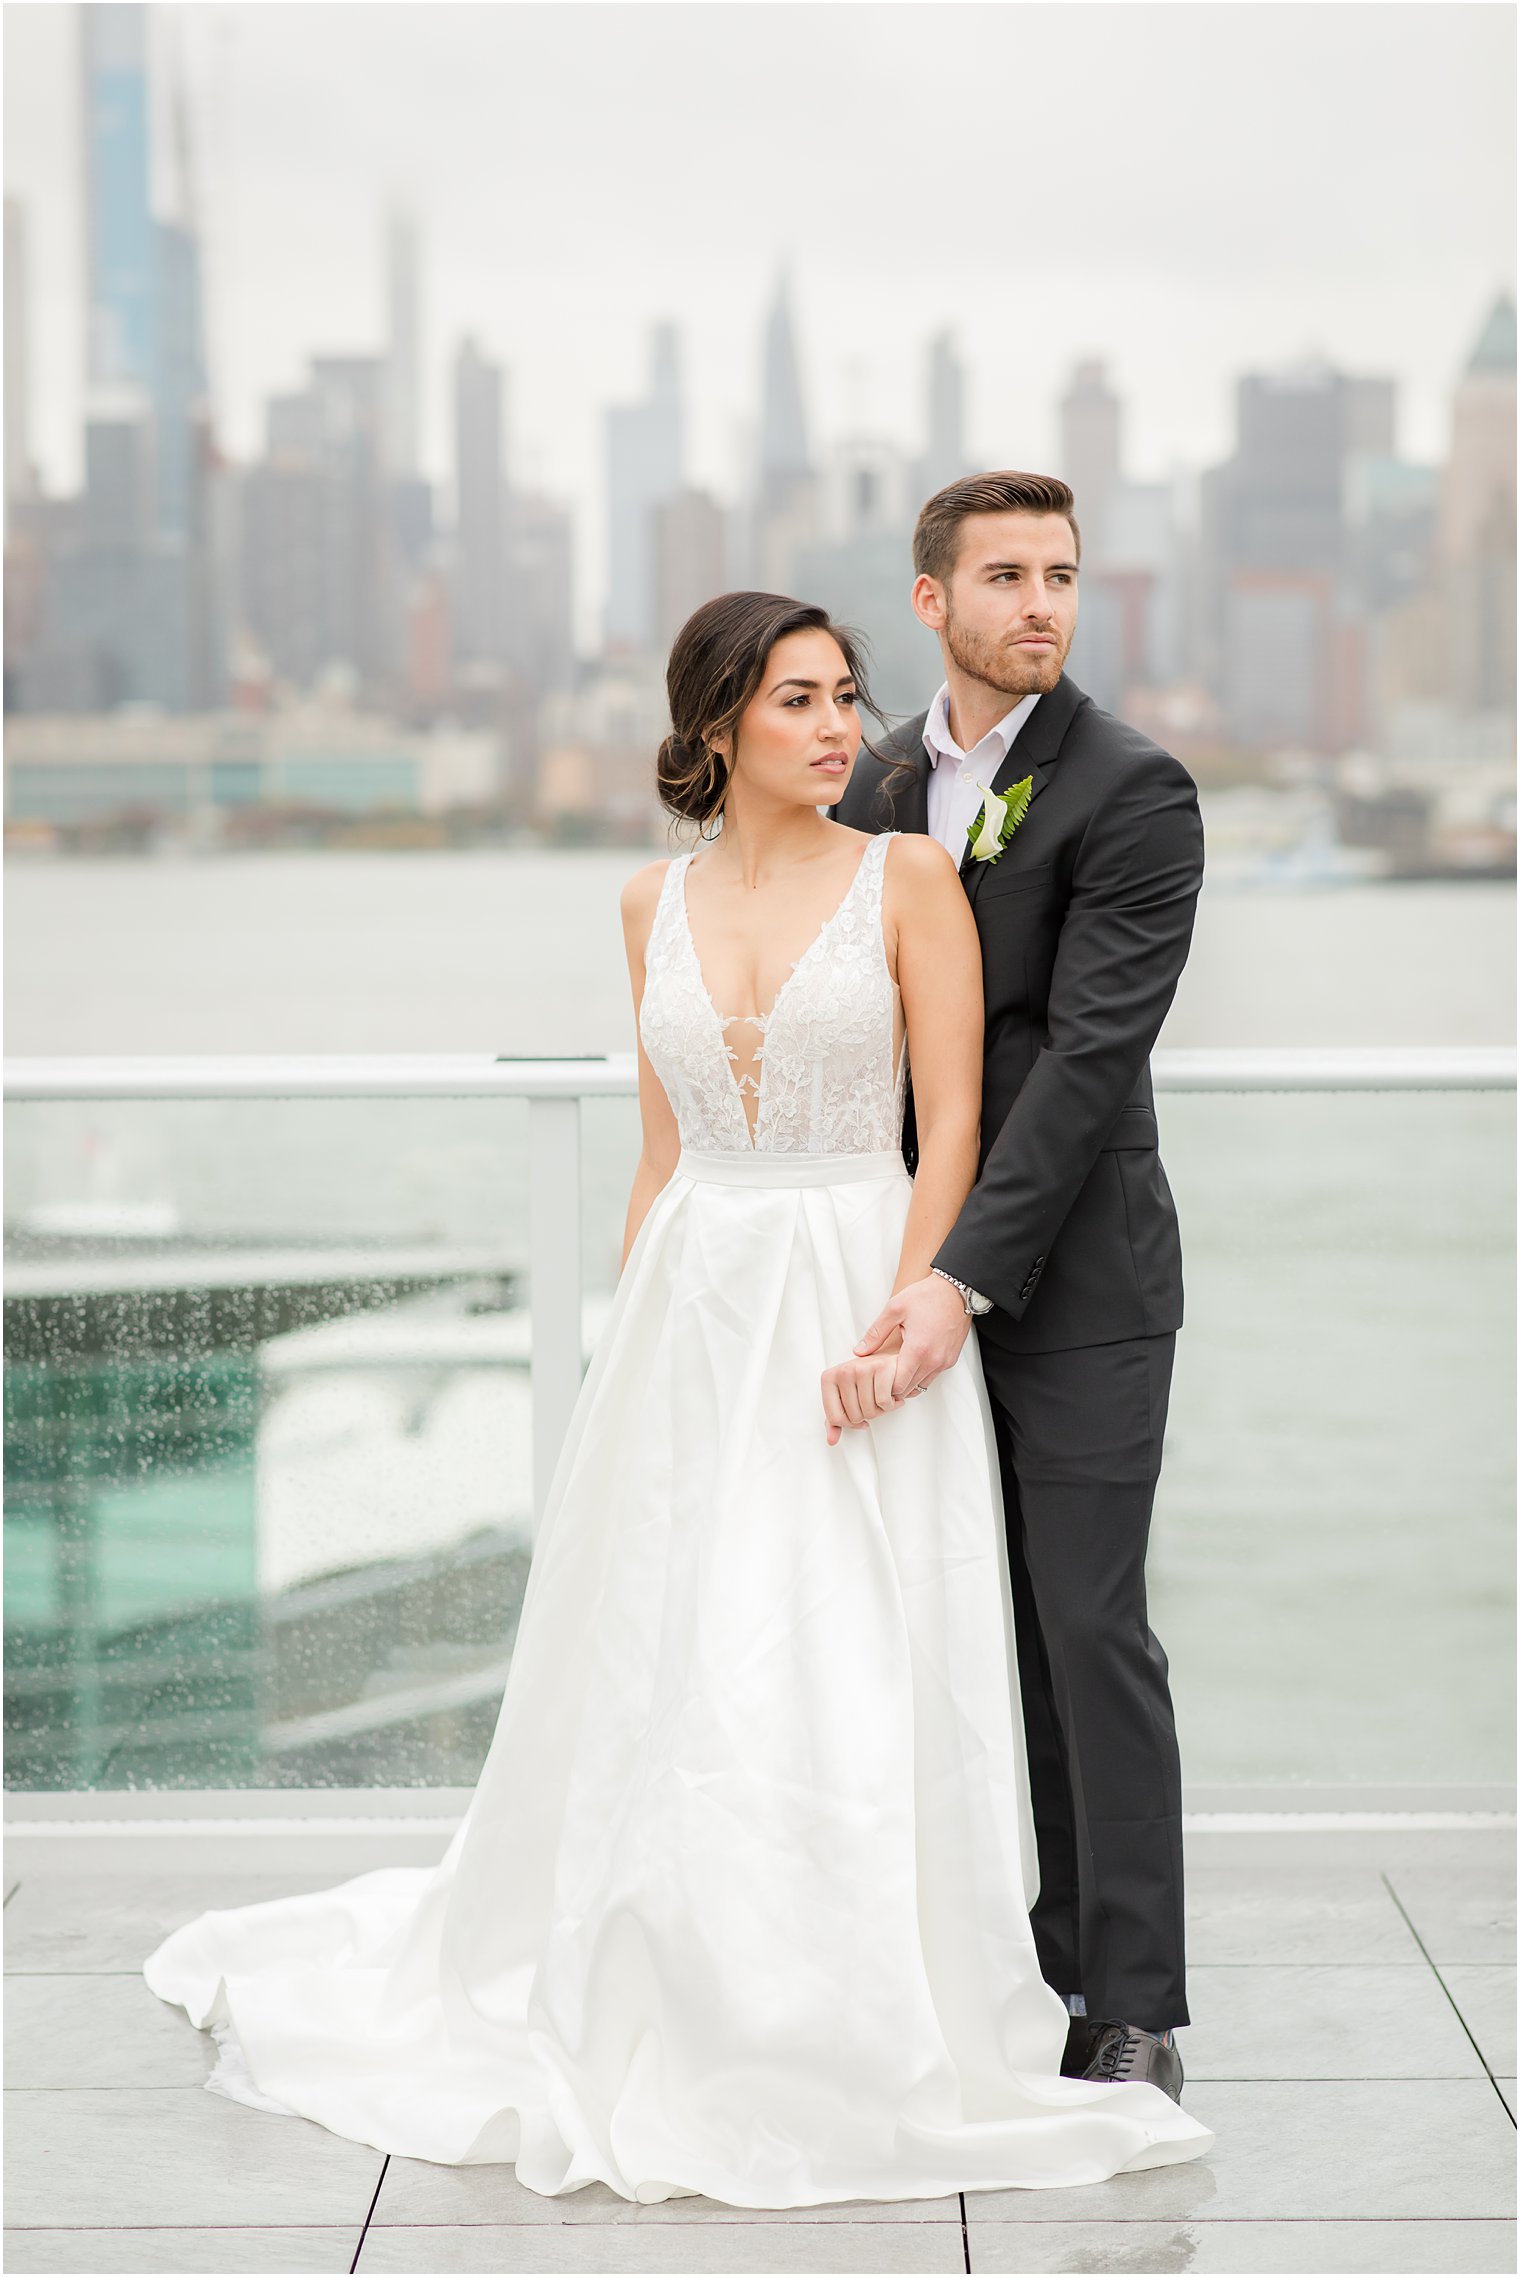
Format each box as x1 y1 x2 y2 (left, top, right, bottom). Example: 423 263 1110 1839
6 1047 1514 1514
4 1045 1516 1100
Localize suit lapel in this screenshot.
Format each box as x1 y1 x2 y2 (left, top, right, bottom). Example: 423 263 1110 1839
958 674 1088 901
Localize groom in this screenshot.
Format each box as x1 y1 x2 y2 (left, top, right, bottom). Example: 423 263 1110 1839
833 470 1203 2100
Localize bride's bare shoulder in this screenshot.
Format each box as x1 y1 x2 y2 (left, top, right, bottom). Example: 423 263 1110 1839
883 831 961 895
620 856 675 943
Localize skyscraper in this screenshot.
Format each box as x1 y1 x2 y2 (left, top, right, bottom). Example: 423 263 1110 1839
793 435 925 718
1059 360 1121 554
759 275 811 516
238 357 395 698
654 489 727 650
1439 292 1516 715
385 207 423 480
309 355 394 689
149 21 212 549
505 491 576 700
24 1 225 711
152 214 205 542
915 331 966 503
605 322 683 651
80 4 155 397
454 337 506 665
4 196 31 532
1200 359 1396 747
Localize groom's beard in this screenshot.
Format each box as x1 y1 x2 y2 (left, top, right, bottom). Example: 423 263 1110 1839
944 606 1068 698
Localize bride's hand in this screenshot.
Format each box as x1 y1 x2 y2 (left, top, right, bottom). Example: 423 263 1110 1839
821 1330 905 1446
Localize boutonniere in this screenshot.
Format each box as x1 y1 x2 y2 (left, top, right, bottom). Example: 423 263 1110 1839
962 771 1034 864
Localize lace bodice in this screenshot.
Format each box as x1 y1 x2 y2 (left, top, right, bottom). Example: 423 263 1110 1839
639 831 908 1155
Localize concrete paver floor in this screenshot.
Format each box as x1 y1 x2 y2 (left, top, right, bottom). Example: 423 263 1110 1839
4 1825 1514 2275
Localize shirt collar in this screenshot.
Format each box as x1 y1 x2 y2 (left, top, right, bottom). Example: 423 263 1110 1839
922 683 1042 769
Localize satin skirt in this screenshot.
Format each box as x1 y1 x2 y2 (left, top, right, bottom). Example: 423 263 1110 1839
143 1146 1213 2203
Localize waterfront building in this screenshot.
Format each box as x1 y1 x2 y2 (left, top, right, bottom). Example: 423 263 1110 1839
5 194 34 533
1053 360 1184 711
758 274 812 517
3 702 498 832
604 323 683 653
80 4 155 397
453 337 506 667
503 492 575 701
12 4 224 713
536 655 670 837
1439 293 1517 719
793 435 926 718
653 488 727 652
748 274 819 594
238 357 397 703
384 207 423 481
1199 360 1397 749
1058 358 1122 558
912 330 969 507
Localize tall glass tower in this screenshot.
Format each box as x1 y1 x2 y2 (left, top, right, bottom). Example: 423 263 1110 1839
605 323 683 651
81 3 155 396
759 276 811 515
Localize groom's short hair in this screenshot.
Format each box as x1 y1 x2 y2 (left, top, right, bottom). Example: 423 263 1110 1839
913 472 1081 584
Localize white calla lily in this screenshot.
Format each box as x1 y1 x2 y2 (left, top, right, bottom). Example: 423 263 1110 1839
970 780 1008 861
960 768 1035 864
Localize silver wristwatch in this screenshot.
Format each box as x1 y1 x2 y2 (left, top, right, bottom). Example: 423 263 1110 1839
931 1267 994 1317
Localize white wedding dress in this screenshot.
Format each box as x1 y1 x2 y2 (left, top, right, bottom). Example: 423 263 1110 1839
144 829 1213 2203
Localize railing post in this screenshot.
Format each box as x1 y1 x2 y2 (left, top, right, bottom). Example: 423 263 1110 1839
527 1094 584 1529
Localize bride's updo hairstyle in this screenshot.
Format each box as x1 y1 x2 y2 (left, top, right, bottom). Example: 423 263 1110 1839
658 591 896 831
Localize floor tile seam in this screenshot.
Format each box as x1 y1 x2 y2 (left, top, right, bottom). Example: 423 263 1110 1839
2 2203 960 2231
1381 1869 1518 2121
350 2154 390 2275
5 2082 243 2092
5 2215 1516 2236
2 2224 370 2236
961 2216 1520 2229
2 1958 158 1976
361 2209 1515 2229
363 2217 969 2229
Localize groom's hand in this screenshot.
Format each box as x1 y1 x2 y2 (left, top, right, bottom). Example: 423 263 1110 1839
854 1276 971 1402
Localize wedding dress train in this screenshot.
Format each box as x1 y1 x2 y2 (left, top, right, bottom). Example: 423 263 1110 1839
144 828 1213 2203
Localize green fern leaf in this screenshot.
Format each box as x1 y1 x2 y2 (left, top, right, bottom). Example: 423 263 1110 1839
1003 774 1033 831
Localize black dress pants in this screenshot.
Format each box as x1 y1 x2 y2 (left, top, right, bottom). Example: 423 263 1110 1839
975 1327 1189 2033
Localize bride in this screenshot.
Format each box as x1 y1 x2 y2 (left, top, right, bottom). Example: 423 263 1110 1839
144 591 1213 2204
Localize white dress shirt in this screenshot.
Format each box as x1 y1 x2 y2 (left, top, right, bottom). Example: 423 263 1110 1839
922 685 1042 864
919 684 1041 1319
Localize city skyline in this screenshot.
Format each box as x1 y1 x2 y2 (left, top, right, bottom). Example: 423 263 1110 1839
4 2 1514 632
3 0 1514 878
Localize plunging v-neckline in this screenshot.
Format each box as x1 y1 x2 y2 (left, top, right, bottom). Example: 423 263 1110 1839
677 839 878 1149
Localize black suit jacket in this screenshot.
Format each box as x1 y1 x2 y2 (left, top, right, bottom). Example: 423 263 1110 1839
832 673 1204 1353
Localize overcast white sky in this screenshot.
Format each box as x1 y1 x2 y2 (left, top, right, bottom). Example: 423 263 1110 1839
5 0 1515 615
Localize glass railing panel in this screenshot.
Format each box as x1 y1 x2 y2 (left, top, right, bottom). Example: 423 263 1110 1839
4 1082 1512 1797
1151 1088 1515 1788
5 1093 536 1791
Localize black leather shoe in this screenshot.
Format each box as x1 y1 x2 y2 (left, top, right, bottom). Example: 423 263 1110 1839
1077 2019 1184 2102
1060 2015 1099 2077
